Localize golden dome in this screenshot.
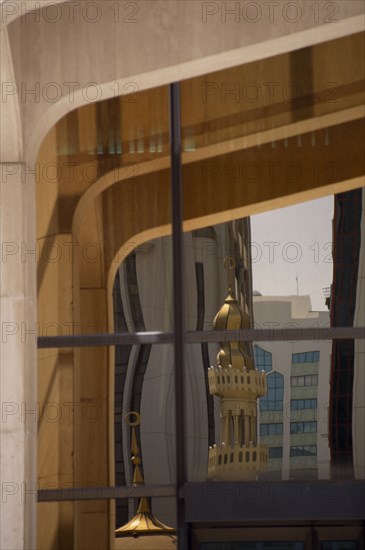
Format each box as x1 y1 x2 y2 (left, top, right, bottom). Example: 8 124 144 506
213 288 253 370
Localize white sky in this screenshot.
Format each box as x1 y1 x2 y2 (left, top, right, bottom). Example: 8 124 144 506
251 196 334 311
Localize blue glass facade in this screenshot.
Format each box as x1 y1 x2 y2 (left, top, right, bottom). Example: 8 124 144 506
254 345 273 373
292 351 320 363
260 372 284 411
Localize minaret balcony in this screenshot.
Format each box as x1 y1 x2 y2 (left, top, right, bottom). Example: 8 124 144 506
207 443 268 481
208 366 266 398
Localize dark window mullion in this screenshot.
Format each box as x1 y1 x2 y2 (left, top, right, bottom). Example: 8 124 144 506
170 82 188 550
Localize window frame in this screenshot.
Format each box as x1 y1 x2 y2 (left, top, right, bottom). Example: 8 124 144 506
36 83 365 548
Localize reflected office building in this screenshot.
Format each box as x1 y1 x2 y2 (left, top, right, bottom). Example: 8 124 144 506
329 188 365 480
253 295 331 481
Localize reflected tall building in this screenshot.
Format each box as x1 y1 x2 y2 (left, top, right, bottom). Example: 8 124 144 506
113 219 254 527
329 188 365 479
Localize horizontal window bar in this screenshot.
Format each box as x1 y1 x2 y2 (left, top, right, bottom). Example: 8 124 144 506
38 331 173 348
184 481 365 523
37 327 365 349
37 481 365 515
38 484 176 502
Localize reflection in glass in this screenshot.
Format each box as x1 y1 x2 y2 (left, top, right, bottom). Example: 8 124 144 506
200 543 304 550
292 351 320 363
269 447 283 459
290 446 317 457
290 421 317 434
330 189 364 480
260 372 284 411
321 544 357 550
113 190 364 506
113 336 176 529
291 399 317 410
254 345 273 373
260 423 284 436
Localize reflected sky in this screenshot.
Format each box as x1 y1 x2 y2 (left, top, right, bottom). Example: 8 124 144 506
251 196 333 311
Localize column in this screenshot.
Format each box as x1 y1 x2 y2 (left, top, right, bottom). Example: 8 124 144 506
244 415 250 446
0 164 37 549
233 414 239 445
252 414 257 445
250 414 255 443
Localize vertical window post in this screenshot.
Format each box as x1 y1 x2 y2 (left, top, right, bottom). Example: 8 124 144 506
170 82 188 549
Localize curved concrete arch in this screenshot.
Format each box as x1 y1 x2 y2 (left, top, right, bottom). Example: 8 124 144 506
72 158 170 240
69 102 365 309
0 0 67 28
0 27 22 161
5 0 364 165
73 100 365 243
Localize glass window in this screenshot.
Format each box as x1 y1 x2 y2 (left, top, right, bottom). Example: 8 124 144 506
254 345 273 373
321 544 357 550
291 375 318 387
261 423 283 436
260 372 284 411
291 399 318 410
261 424 268 436
290 422 317 434
290 445 317 457
269 447 283 459
292 351 320 364
200 543 305 550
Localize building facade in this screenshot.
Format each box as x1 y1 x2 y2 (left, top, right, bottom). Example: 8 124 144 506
253 296 331 481
1 1 364 548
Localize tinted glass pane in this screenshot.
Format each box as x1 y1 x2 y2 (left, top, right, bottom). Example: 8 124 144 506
177 53 363 497
201 543 305 550
321 543 357 550
113 343 176 529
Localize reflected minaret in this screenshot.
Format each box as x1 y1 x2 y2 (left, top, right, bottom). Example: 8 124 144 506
207 288 268 481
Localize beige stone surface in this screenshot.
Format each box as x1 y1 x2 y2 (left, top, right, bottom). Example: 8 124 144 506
4 1 365 164
0 28 22 162
0 165 37 550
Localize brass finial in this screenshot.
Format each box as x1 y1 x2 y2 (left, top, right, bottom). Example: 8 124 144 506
126 411 144 486
115 412 176 537
223 256 236 291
